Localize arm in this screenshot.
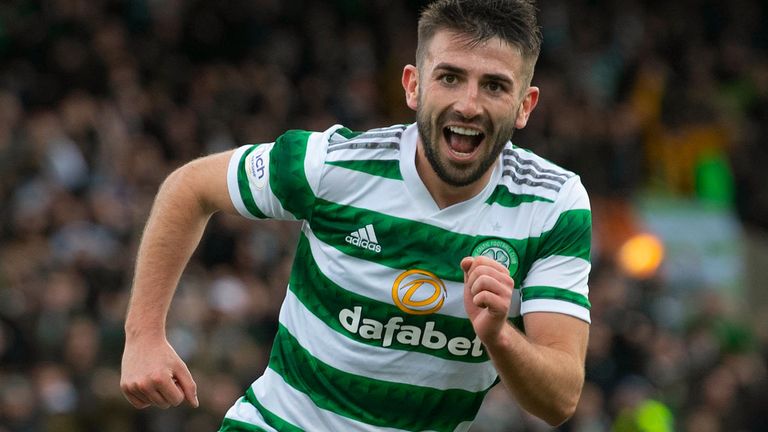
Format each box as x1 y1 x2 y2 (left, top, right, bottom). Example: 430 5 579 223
461 256 588 426
120 151 236 409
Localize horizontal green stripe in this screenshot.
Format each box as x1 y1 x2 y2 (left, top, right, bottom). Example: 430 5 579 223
219 416 270 432
237 145 268 219
538 209 592 262
291 233 489 362
485 185 554 207
310 200 591 285
268 324 487 432
311 199 533 283
325 159 403 180
522 286 591 309
270 130 315 221
241 387 305 432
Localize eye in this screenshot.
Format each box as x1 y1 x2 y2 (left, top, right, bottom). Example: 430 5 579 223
440 74 458 85
485 81 505 93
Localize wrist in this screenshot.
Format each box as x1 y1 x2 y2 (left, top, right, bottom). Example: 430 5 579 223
124 319 166 341
481 322 518 353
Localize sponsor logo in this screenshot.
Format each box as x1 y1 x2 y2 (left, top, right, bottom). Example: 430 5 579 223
345 224 381 253
391 269 446 315
471 238 519 276
246 145 268 190
339 306 484 357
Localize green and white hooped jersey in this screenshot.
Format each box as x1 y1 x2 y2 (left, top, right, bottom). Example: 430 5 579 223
221 123 592 432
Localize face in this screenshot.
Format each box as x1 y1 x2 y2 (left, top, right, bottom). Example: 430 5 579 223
403 30 539 188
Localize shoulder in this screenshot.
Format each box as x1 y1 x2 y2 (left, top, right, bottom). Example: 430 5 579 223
498 145 586 203
325 124 408 157
501 145 577 191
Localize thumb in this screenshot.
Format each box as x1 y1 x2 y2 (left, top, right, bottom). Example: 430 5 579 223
174 362 199 408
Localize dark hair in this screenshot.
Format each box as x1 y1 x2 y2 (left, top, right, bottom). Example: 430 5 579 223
416 0 542 79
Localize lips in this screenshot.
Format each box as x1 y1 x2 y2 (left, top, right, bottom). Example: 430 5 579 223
443 125 485 159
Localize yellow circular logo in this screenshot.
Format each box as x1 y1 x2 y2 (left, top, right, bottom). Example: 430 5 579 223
391 269 446 315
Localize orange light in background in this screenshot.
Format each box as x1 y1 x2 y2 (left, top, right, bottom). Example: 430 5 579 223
617 233 665 279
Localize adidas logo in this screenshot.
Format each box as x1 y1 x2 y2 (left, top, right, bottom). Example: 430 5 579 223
345 224 382 253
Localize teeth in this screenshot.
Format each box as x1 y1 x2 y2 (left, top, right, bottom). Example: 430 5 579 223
448 126 481 136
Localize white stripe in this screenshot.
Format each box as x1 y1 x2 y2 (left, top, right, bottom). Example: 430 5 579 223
358 227 368 240
227 145 256 219
280 289 498 391
329 134 402 148
483 201 556 238
520 299 591 323
248 368 410 432
523 255 590 299
222 395 277 431
329 125 404 146
365 224 378 243
325 146 401 162
306 125 342 197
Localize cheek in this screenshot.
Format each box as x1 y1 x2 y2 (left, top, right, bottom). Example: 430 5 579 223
501 102 524 128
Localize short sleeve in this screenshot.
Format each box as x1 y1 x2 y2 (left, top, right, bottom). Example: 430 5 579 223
226 126 342 221
520 176 592 323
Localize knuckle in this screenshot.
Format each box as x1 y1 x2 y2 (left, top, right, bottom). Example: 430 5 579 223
135 381 153 393
475 274 495 288
149 373 167 386
131 400 147 409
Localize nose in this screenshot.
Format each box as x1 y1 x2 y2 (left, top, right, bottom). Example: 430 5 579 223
453 84 482 119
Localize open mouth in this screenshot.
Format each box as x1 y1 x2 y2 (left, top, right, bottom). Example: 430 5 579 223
443 125 485 159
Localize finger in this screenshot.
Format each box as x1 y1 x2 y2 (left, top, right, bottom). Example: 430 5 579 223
460 257 474 275
472 290 510 316
121 379 154 407
123 387 152 409
464 255 511 281
465 265 513 294
473 255 512 274
473 289 492 308
173 364 199 407
470 274 511 298
152 373 186 407
129 382 170 409
145 388 172 409
127 372 176 409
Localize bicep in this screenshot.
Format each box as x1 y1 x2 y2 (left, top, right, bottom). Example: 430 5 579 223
183 150 238 215
522 312 589 364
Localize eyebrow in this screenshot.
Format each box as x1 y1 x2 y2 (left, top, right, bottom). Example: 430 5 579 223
433 62 515 87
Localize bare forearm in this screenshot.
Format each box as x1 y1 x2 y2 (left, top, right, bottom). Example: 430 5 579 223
486 322 585 426
125 167 216 338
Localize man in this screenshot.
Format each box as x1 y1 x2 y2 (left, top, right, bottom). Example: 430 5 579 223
120 0 592 430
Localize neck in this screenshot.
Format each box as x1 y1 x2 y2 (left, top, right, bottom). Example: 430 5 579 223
414 142 494 209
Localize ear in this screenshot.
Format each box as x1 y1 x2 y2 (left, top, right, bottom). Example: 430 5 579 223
515 86 540 129
402 64 419 111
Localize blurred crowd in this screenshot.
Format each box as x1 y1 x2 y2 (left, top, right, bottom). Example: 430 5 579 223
1 0 767 431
